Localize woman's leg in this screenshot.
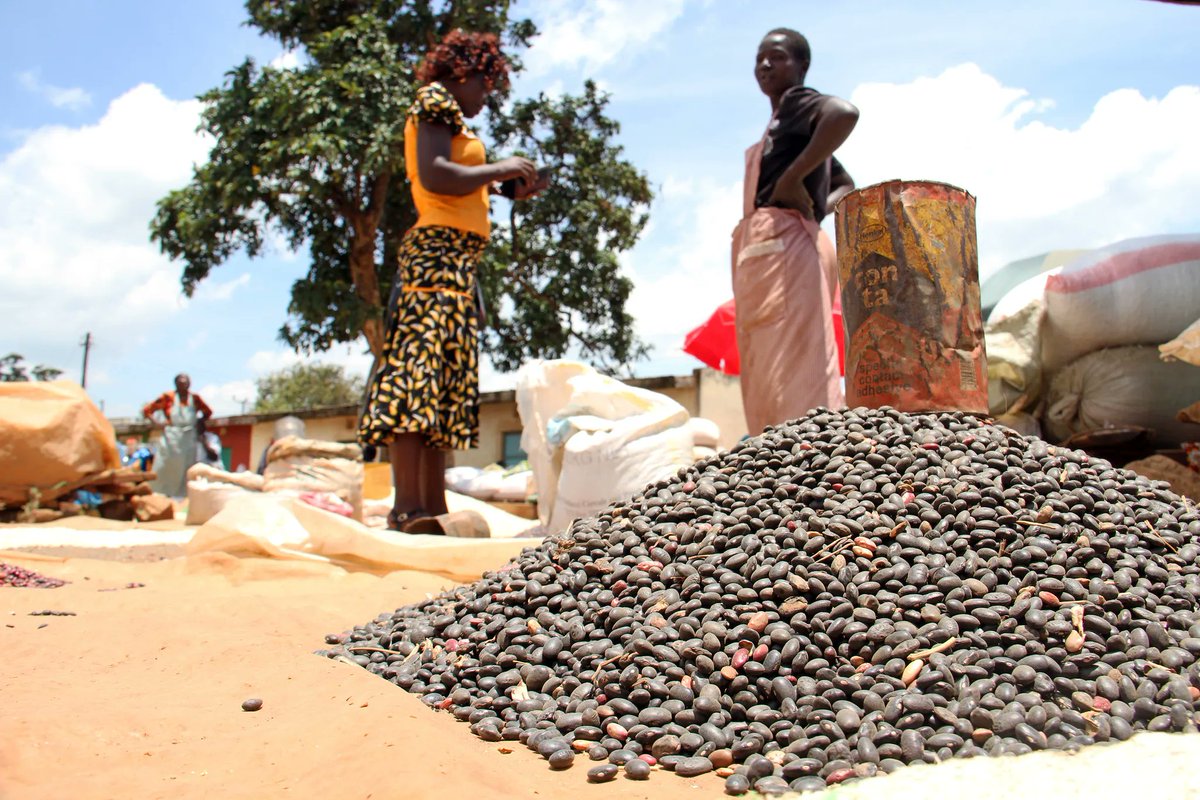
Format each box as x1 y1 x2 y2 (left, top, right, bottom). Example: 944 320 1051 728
420 447 449 517
389 433 424 522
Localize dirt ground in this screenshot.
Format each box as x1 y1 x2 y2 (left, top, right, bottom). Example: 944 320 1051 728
0 548 715 800
3 547 1199 800
9 543 185 562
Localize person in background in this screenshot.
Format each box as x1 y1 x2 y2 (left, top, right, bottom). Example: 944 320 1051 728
121 436 154 471
142 373 214 497
198 430 224 469
733 28 858 435
357 30 546 534
257 415 306 475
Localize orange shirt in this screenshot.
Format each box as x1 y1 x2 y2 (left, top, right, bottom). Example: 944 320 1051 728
142 391 212 421
405 82 490 239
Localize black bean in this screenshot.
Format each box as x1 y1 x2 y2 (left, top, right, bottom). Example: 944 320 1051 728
624 758 650 779
587 764 618 782
608 749 636 765
330 407 1200 789
725 773 751 795
675 756 714 777
789 776 829 792
900 730 925 762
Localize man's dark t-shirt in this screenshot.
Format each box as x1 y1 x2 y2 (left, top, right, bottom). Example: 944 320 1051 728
756 85 847 222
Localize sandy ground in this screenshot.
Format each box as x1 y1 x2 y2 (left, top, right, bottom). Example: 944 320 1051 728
3 546 1200 800
0 549 714 800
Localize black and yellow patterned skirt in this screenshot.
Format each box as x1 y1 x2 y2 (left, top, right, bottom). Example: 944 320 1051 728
358 226 486 450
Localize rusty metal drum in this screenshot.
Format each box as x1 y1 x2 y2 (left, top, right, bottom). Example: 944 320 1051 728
833 180 988 414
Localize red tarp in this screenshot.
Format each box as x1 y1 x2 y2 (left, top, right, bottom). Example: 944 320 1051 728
683 298 845 377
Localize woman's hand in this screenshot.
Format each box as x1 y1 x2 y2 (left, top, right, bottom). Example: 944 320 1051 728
513 172 550 200
493 156 539 184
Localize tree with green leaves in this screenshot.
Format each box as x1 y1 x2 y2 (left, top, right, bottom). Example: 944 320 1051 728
253 363 364 412
0 353 63 382
151 0 651 372
483 81 651 372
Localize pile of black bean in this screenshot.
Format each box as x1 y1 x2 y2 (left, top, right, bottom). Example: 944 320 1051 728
1 562 68 588
322 408 1200 794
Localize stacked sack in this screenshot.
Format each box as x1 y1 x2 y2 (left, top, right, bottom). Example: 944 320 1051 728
516 360 722 536
261 437 363 520
987 234 1200 447
444 463 534 503
186 436 363 524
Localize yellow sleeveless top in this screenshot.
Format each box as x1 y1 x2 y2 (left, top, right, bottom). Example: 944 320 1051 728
405 83 490 239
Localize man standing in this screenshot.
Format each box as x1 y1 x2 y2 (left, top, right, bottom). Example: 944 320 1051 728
732 28 858 434
142 373 214 498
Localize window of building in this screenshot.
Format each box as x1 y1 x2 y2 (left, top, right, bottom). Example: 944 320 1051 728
501 431 526 468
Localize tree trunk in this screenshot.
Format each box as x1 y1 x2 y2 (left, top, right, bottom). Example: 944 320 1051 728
347 216 385 358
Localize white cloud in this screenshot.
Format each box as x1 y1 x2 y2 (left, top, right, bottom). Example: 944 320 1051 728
539 79 566 101
86 367 112 387
193 272 251 302
197 379 257 417
836 64 1200 275
626 176 741 342
245 342 373 380
17 70 91 111
0 83 211 370
244 348 303 375
479 356 517 393
523 0 688 77
618 65 1200 376
268 50 302 70
186 331 209 352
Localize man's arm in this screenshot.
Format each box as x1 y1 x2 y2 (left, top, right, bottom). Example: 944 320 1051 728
769 96 859 217
142 392 171 421
194 394 213 422
193 395 217 458
827 157 856 211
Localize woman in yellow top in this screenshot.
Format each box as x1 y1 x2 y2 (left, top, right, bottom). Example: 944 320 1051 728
359 30 544 534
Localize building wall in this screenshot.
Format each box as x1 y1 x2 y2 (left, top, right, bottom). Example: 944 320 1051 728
208 422 254 472
155 370 748 474
456 395 525 468
248 415 359 471
661 384 700 418
696 369 748 449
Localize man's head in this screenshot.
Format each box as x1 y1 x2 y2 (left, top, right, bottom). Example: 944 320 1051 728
756 28 811 101
174 373 191 395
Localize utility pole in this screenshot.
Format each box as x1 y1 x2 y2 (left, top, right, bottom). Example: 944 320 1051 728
80 332 92 389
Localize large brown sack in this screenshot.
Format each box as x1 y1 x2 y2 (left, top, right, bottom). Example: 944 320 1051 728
186 462 265 492
1161 318 1200 367
0 381 120 505
132 493 176 522
262 436 363 522
266 436 361 464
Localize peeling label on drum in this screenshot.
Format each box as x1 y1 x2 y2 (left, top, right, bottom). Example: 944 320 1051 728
835 180 988 414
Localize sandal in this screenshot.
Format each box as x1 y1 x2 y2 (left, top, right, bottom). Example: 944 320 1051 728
386 508 443 535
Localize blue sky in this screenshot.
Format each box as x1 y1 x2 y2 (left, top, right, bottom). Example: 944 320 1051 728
2 0 1198 420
